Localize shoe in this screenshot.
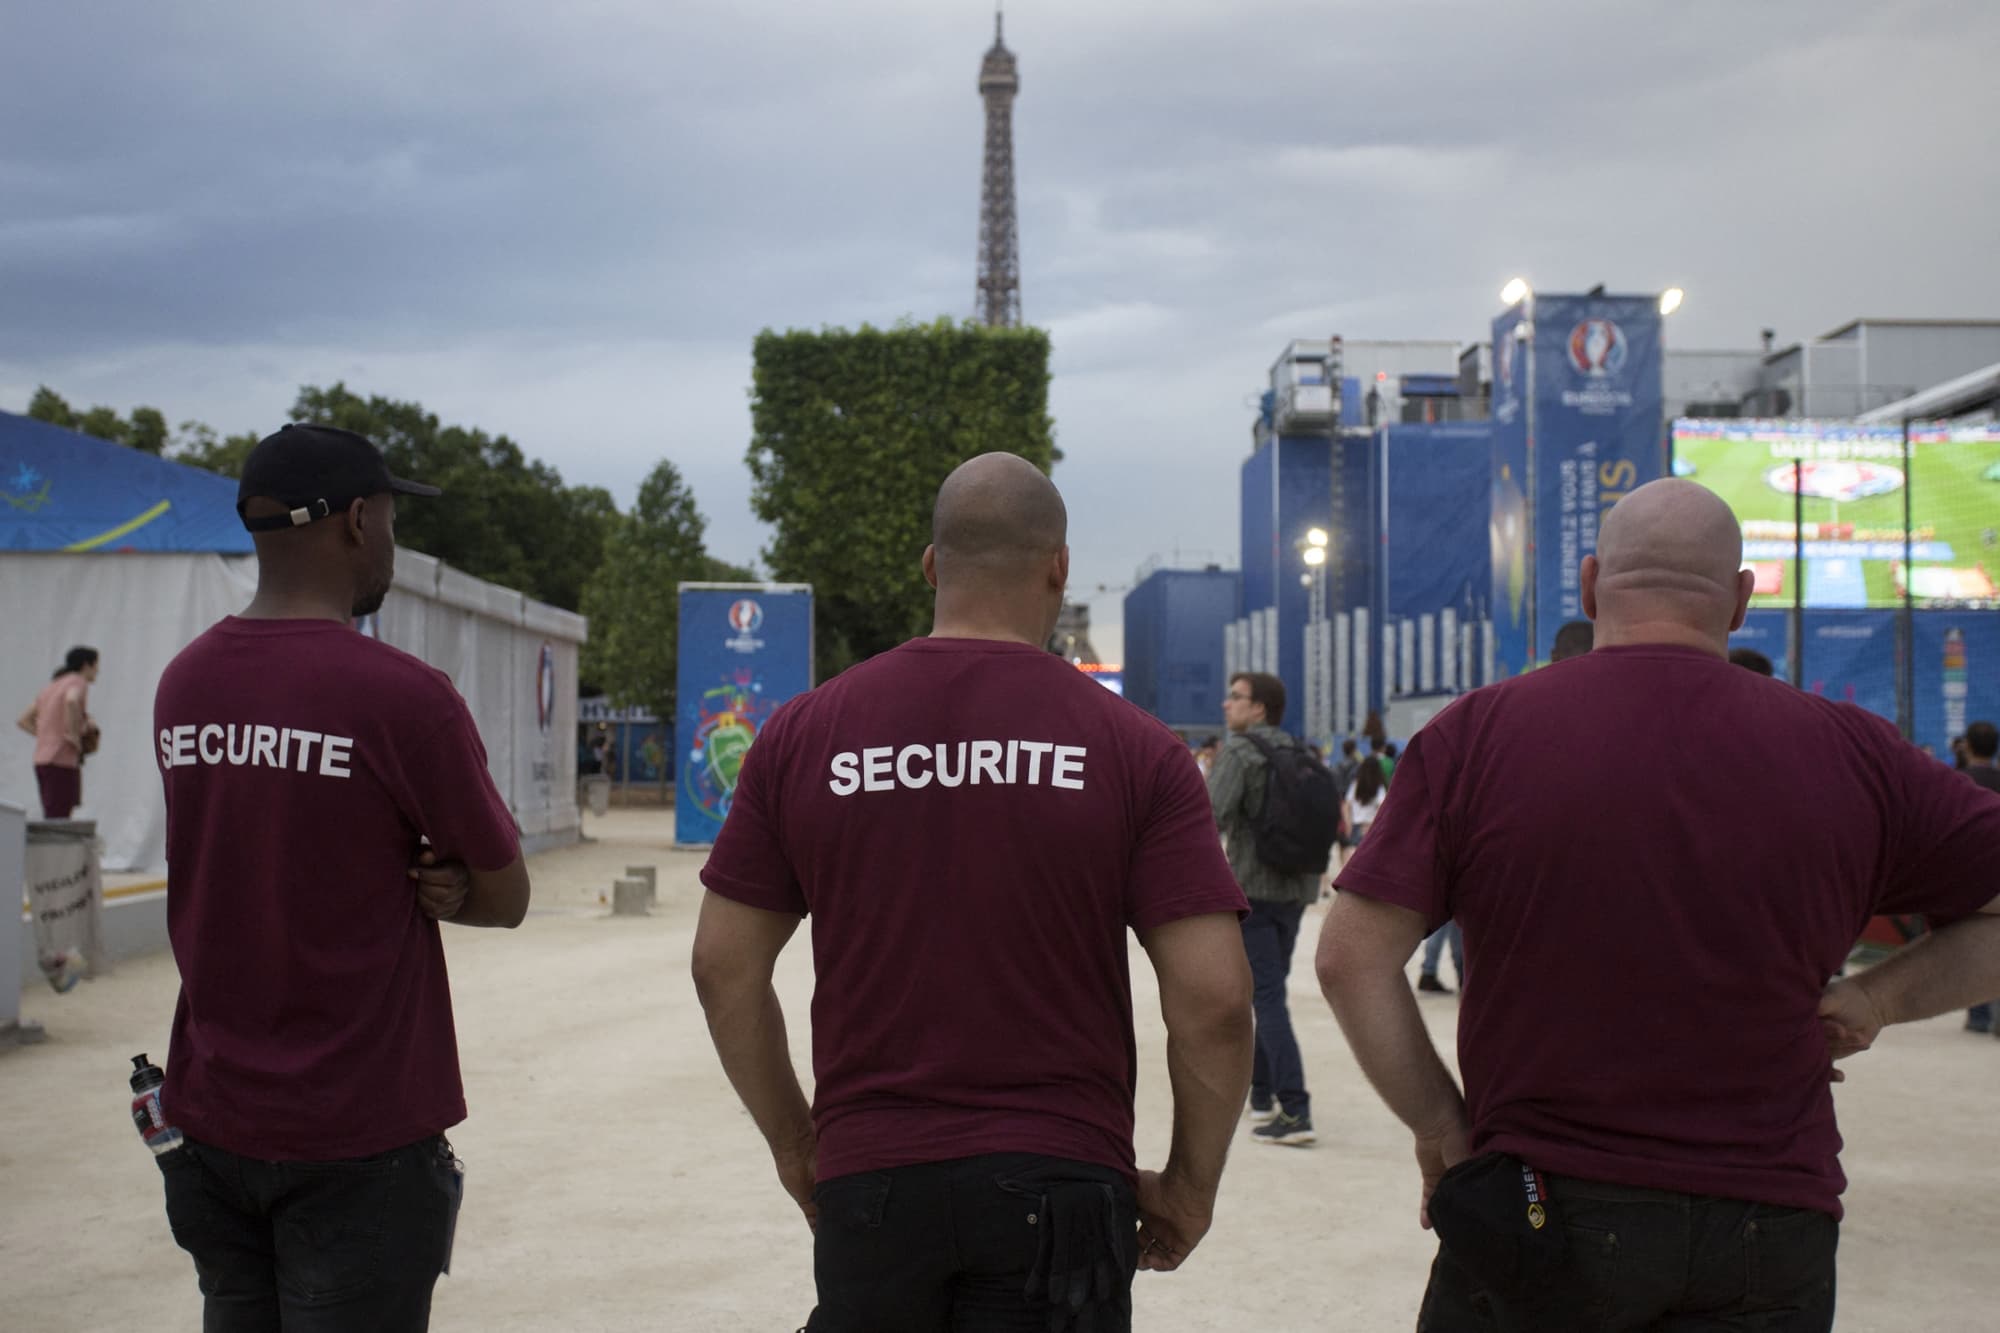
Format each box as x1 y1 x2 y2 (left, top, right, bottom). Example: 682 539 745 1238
1966 1017 1992 1034
1246 1100 1279 1126
1417 974 1452 994
1251 1112 1316 1147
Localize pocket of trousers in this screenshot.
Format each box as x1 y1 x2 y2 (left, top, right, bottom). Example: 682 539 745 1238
1427 1153 1569 1300
996 1171 1137 1328
812 1173 892 1232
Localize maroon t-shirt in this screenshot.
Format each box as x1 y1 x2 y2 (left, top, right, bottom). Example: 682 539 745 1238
699 636 1247 1182
1338 644 2000 1218
154 617 521 1161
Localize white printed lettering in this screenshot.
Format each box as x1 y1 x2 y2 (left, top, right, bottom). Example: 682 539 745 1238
197 724 224 765
158 728 174 770
861 746 895 792
1051 746 1087 790
896 744 933 789
933 742 966 787
171 725 197 767
319 735 353 778
829 751 861 796
226 724 252 765
291 729 323 773
969 740 1004 785
251 725 279 768
277 728 292 768
1004 739 1019 784
1018 740 1053 784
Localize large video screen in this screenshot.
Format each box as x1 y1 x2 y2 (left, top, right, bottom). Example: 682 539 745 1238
1671 419 2000 609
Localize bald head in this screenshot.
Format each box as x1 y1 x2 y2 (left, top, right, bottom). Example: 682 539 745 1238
930 453 1067 585
1584 479 1752 650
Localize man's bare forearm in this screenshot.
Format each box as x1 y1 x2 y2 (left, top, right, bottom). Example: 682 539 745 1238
1162 1009 1254 1195
700 979 815 1157
1855 913 2000 1026
1323 962 1464 1137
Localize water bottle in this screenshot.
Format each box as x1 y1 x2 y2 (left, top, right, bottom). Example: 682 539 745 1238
129 1054 184 1156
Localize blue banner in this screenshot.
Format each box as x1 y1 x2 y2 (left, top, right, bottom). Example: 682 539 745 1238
1488 307 1531 677
1912 612 2000 757
674 584 814 845
1382 423 1493 695
1530 294 1664 663
1797 611 1898 723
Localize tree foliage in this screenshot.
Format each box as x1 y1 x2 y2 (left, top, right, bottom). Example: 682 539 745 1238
747 318 1056 674
288 383 615 611
579 461 732 720
27 386 229 462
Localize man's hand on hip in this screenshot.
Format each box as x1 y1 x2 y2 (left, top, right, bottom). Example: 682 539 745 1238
1134 1168 1213 1272
773 1136 818 1233
1414 1109 1473 1231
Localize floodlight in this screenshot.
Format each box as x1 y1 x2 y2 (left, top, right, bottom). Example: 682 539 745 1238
1500 277 1530 306
1303 546 1327 567
1307 527 1329 547
1659 287 1684 316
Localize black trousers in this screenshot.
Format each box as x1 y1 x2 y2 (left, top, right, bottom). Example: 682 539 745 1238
805 1152 1139 1332
160 1135 459 1333
1418 1172 1838 1332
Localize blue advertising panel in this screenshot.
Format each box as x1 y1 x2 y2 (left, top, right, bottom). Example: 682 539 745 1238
1728 610 1791 680
1530 294 1664 660
1912 612 2000 756
1798 611 1898 723
1381 423 1492 695
1489 307 1531 677
674 584 814 845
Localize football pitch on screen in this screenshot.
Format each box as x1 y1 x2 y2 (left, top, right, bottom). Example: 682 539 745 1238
1673 428 2000 609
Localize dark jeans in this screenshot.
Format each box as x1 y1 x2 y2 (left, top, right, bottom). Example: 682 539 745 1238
34 763 80 817
1243 898 1310 1118
805 1152 1138 1332
160 1135 459 1332
1418 1173 1838 1332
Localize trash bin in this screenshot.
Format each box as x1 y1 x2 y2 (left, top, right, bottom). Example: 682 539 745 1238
584 775 611 817
25 819 102 992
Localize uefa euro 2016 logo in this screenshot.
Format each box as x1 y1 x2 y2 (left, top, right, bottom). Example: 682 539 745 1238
727 599 763 634
1567 319 1628 378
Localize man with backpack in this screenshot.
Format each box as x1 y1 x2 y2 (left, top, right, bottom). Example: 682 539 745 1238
1208 672 1340 1147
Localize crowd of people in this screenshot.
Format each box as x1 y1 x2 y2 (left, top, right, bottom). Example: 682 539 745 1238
66 424 2000 1333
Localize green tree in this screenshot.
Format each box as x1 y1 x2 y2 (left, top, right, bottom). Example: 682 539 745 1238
747 318 1056 674
289 383 614 611
128 407 169 455
24 388 172 454
27 387 78 430
171 420 260 477
579 460 718 719
77 406 129 444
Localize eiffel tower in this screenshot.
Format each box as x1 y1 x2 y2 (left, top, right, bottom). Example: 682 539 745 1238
975 10 1021 328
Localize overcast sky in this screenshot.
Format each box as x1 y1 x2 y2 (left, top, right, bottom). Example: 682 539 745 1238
6 0 1998 664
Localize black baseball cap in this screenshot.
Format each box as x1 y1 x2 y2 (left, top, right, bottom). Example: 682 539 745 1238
236 424 441 533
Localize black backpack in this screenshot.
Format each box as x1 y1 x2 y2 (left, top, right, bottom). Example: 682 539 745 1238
1241 733 1341 876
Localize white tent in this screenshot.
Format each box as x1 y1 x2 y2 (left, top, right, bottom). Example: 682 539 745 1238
2 414 584 871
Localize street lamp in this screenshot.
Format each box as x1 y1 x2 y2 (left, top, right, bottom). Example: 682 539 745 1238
1659 287 1684 317
1295 528 1331 743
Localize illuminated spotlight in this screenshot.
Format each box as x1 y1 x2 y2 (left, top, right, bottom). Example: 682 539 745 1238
1659 287 1685 316
1500 277 1530 306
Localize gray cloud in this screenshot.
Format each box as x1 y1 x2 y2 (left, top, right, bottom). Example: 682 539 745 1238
5 0 1998 660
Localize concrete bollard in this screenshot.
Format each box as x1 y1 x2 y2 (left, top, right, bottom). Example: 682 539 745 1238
624 865 658 908
611 878 651 917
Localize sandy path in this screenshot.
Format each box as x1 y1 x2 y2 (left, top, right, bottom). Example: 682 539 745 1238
3 809 1997 1330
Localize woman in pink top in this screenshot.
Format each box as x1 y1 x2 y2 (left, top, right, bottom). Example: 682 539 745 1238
15 646 98 818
